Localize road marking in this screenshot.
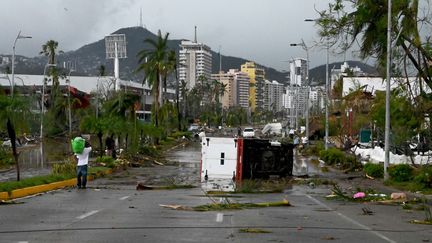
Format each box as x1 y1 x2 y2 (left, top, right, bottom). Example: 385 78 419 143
305 195 396 243
216 213 224 223
17 241 29 243
76 210 100 220
119 196 130 200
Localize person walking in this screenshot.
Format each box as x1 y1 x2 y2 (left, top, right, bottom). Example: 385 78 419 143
75 140 92 189
105 135 116 159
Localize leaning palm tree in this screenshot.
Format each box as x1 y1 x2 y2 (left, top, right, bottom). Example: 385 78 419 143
136 30 171 127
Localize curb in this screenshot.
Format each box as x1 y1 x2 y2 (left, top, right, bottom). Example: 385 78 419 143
0 169 112 201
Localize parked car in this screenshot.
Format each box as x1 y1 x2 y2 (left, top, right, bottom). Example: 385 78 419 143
242 127 255 138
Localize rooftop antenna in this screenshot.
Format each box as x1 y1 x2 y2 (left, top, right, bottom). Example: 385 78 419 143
219 45 222 73
194 26 197 43
140 8 143 28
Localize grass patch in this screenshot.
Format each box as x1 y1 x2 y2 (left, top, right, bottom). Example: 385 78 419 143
0 174 74 193
235 179 291 193
0 166 111 193
192 201 291 211
239 228 271 233
293 178 336 186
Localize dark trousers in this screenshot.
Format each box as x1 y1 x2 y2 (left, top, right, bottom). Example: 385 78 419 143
77 165 88 188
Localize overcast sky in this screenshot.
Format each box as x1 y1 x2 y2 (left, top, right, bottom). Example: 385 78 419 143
1 0 362 71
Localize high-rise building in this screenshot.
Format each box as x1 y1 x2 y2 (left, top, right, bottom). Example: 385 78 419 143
211 69 249 109
240 62 265 111
264 80 284 112
178 40 212 89
282 85 309 129
288 58 308 86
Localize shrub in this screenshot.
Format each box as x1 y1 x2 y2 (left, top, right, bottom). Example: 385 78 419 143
414 165 432 188
319 148 344 165
0 147 13 167
363 163 384 178
139 145 159 157
389 164 414 182
95 156 115 168
51 161 76 176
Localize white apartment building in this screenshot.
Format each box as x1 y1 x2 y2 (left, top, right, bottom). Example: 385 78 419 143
211 69 249 109
282 85 309 128
289 58 308 86
263 80 284 112
178 40 212 90
309 86 325 114
331 61 366 91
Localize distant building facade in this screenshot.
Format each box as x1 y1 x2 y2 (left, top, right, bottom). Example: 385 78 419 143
263 80 284 112
178 40 212 89
288 58 308 86
211 69 249 109
240 61 265 111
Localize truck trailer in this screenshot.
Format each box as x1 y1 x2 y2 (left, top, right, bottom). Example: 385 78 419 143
201 137 294 185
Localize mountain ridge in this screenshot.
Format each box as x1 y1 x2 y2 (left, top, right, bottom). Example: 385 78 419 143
0 26 376 86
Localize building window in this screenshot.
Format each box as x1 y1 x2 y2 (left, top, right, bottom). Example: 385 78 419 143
220 152 225 165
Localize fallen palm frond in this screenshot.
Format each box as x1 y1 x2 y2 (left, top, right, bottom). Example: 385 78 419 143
159 200 291 212
192 200 291 211
239 228 271 233
327 185 390 202
410 220 432 225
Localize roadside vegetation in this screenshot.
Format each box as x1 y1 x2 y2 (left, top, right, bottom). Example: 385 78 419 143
0 162 110 194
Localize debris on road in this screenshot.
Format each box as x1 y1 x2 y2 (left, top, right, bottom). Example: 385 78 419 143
239 228 271 233
391 192 407 201
159 200 291 211
159 204 192 210
136 182 195 190
362 206 374 215
353 192 366 199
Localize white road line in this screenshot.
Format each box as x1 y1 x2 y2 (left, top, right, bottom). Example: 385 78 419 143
216 213 224 223
17 241 29 243
76 210 100 220
305 195 396 243
119 196 130 201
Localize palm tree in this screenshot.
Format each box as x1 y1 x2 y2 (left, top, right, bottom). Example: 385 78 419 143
40 40 63 85
318 0 431 87
136 30 171 127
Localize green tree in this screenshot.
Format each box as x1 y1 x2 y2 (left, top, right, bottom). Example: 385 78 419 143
371 90 421 151
317 0 432 87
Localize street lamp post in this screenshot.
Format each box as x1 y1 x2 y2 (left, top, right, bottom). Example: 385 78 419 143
11 31 32 96
325 39 329 150
304 18 329 150
290 40 310 142
384 0 392 180
40 64 57 140
67 71 73 139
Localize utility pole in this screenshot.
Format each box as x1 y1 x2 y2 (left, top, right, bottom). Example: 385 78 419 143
384 0 392 180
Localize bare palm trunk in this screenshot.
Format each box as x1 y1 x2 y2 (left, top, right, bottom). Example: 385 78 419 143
7 119 20 181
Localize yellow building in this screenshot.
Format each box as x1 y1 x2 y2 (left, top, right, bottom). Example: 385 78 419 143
240 61 265 111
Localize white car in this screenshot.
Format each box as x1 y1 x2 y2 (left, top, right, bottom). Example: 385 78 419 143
242 127 255 138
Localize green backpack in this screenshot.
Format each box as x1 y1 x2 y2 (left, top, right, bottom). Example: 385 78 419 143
71 137 85 154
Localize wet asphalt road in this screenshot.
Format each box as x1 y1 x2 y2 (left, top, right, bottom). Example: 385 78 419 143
0 142 431 243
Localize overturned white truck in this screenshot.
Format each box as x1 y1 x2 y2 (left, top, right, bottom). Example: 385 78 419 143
200 137 294 184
